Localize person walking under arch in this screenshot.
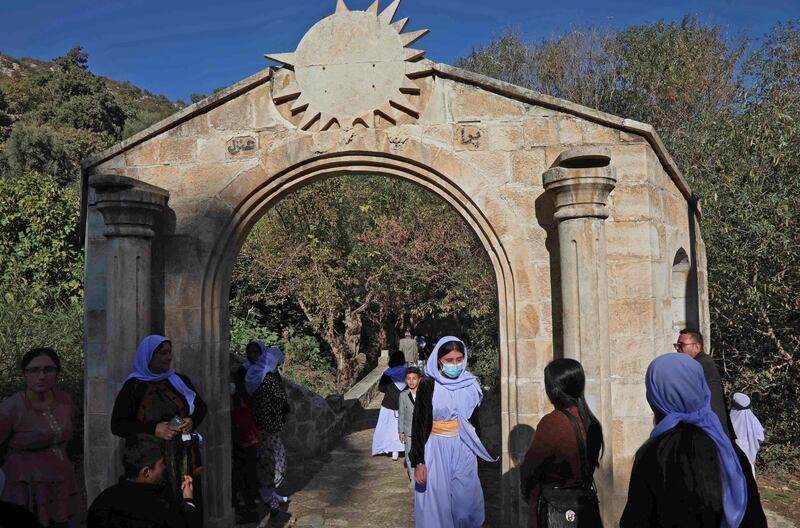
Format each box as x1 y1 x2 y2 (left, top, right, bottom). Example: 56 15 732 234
0 348 80 527
398 366 422 486
245 341 290 516
111 336 207 508
410 337 495 528
399 331 419 366
520 358 603 528
372 351 407 461
620 353 766 528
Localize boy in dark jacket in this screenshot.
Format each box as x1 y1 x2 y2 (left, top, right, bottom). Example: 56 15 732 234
87 435 201 528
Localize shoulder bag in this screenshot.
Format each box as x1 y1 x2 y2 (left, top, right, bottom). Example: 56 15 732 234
537 410 602 527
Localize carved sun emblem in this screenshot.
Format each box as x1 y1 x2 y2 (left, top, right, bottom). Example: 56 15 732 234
266 0 429 130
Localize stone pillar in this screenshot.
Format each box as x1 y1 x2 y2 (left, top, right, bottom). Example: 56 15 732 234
542 150 616 523
85 174 168 501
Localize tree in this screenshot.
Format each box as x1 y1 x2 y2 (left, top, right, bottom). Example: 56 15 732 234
0 171 83 304
1 47 136 183
233 175 497 389
457 18 799 468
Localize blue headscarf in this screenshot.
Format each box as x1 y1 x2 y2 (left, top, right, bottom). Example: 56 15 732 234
126 335 197 415
384 365 407 391
426 336 495 462
646 353 747 528
245 340 285 395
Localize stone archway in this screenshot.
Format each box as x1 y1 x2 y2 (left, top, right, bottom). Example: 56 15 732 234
82 2 709 526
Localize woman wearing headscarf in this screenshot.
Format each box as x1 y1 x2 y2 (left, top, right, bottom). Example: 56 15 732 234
520 358 603 528
730 393 765 478
409 337 496 528
244 340 290 516
372 351 408 461
111 335 207 506
0 348 80 527
620 353 766 528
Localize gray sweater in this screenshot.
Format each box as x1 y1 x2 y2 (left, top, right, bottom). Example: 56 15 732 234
398 388 416 440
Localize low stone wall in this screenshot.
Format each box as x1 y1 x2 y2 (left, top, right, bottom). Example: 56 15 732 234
280 364 384 460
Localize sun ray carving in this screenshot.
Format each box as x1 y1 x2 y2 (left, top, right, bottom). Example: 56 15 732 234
266 0 429 130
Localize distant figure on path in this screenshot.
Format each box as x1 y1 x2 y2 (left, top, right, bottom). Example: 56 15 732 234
410 337 495 528
245 341 290 516
520 358 603 528
0 348 80 528
620 353 766 528
87 435 201 528
372 351 407 460
675 328 734 438
730 392 765 477
398 366 422 486
111 336 207 507
399 331 419 366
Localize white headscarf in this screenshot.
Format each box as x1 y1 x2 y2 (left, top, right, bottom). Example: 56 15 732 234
730 392 764 466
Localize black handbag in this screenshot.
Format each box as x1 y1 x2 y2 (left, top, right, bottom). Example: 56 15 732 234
537 410 602 527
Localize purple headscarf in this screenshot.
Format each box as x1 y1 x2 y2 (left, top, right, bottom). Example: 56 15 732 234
646 353 747 528
245 340 285 395
426 336 496 462
126 335 196 415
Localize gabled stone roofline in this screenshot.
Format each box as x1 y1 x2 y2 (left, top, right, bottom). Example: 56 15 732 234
433 64 697 212
81 61 698 215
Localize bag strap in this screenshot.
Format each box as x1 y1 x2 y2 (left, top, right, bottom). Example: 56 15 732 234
559 409 592 486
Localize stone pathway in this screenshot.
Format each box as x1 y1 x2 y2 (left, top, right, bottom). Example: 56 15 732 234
244 394 501 527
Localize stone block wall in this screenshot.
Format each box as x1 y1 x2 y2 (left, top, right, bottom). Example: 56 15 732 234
282 364 384 461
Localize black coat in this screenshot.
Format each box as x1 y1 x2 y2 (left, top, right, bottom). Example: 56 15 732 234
378 374 403 411
620 423 766 528
694 352 735 438
110 374 207 437
408 377 480 467
87 479 201 528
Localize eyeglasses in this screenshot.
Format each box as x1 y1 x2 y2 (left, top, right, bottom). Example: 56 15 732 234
24 366 59 375
673 342 697 351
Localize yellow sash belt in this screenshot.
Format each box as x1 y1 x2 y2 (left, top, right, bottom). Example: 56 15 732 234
431 419 459 437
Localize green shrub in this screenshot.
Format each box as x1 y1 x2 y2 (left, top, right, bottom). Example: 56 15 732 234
466 318 500 389
0 281 83 405
229 310 280 354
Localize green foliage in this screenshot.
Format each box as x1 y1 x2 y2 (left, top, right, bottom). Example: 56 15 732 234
0 279 83 404
0 89 11 142
0 125 73 182
229 309 281 354
0 47 178 183
281 334 337 396
457 17 799 468
233 175 499 387
0 172 83 303
465 318 500 388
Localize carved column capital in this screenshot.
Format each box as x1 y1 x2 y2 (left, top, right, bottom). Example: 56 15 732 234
89 174 169 238
542 166 617 221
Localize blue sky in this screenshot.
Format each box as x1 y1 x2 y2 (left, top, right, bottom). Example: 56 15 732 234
1 0 798 102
